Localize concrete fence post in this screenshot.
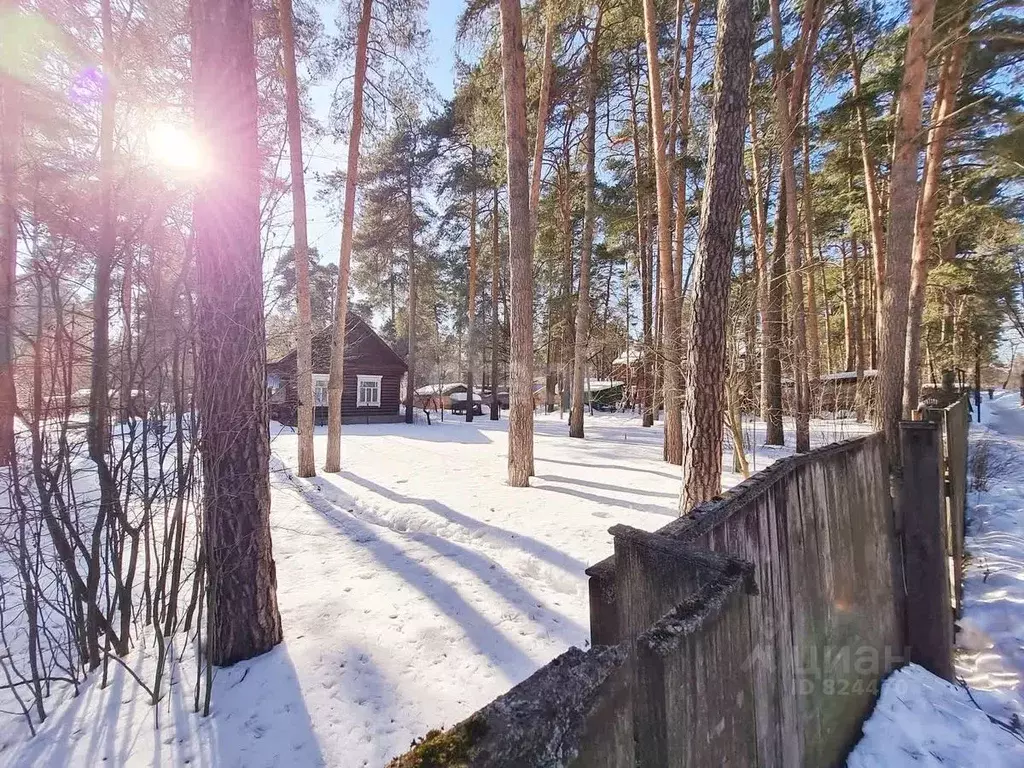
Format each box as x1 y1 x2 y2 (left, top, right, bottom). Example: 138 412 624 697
899 421 955 681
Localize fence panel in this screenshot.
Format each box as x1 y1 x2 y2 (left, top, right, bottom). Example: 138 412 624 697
945 397 969 615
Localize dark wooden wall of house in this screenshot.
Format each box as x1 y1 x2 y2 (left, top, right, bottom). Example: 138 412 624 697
268 315 407 425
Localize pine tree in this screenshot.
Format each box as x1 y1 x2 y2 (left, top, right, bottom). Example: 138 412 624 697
193 0 282 665
498 0 535 486
679 0 753 509
279 0 315 477
325 0 372 473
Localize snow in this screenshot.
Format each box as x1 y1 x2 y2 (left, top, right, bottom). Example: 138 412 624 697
848 664 1024 766
0 410 872 766
849 391 1024 765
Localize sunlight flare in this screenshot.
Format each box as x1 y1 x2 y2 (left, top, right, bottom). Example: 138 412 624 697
144 121 208 177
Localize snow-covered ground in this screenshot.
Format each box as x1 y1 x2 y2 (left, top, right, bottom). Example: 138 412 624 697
849 391 1024 765
0 410 871 766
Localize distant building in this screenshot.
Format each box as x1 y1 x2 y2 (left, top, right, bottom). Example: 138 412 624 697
267 315 407 425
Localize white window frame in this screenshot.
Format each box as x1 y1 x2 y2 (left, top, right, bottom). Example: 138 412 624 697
312 374 330 407
357 375 383 408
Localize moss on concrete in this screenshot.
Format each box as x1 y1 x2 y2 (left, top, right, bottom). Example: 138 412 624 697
387 714 489 768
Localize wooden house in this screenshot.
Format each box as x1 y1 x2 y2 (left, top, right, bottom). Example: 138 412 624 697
267 315 407 426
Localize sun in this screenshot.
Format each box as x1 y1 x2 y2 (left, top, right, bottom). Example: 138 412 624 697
144 122 207 177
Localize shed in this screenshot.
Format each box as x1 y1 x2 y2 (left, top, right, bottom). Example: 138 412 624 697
267 315 407 425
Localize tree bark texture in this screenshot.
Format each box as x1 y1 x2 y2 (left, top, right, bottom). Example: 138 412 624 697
903 17 969 413
325 0 372 472
279 0 315 476
679 0 753 510
569 6 601 439
193 0 283 665
498 0 535 485
642 0 682 465
876 0 936 468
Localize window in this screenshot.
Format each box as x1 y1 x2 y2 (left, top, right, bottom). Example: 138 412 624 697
357 375 382 408
312 375 329 407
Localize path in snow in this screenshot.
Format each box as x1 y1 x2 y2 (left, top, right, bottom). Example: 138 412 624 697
1 410 870 767
956 392 1024 712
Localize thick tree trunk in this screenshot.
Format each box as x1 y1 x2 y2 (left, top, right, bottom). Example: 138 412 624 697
490 190 501 421
325 0 372 472
903 21 969 413
279 0 315 476
642 0 682 465
498 0 535 484
770 0 810 453
466 149 478 422
569 6 602 439
0 0 19 465
193 0 282 665
876 0 936 468
679 0 753 510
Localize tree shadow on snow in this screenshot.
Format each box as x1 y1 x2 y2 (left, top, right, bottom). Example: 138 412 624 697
287 475 585 683
534 473 677 500
337 471 589 577
536 456 680 481
195 645 325 768
532 481 677 517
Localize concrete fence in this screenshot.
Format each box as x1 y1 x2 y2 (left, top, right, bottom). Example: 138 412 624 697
389 418 968 768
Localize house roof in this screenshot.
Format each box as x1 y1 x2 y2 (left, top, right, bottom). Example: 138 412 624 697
268 314 407 375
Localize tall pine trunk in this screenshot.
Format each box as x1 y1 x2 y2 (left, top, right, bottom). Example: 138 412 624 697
325 0 372 472
845 17 887 369
679 0 753 509
405 164 416 425
498 0 535 485
671 0 700 307
88 0 115 461
490 190 501 421
529 8 554 237
770 0 810 452
628 56 655 428
466 147 478 422
876 0 936 467
751 108 785 446
642 0 682 464
279 0 315 476
903 15 969 412
0 0 19 465
569 6 602 439
193 0 282 665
